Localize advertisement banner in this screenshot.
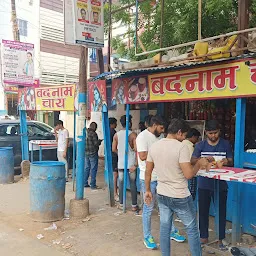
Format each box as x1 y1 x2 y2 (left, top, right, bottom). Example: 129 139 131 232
88 80 107 112
111 79 126 106
35 85 75 111
148 59 256 102
64 0 104 48
124 76 150 104
18 87 36 110
1 40 34 86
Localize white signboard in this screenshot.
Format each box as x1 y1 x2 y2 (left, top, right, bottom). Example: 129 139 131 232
1 40 34 86
64 0 104 48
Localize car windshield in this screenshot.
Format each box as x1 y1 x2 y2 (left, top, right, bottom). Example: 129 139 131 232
36 122 53 133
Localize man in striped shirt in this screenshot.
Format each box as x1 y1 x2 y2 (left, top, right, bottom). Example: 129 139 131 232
191 120 233 251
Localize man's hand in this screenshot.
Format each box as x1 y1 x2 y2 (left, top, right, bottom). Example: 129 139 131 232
206 156 215 162
198 158 210 172
63 151 67 158
144 191 153 206
221 158 228 166
129 165 137 173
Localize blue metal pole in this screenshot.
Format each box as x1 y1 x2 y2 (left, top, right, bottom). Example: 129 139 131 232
232 98 246 244
123 104 130 213
20 110 29 160
214 179 220 240
75 92 86 200
72 111 77 182
102 105 115 207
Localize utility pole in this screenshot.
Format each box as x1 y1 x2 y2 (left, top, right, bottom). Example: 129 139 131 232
10 0 29 161
107 0 112 72
70 46 89 219
198 0 202 40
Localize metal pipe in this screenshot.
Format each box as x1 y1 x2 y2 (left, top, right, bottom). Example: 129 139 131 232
72 111 76 191
198 0 202 40
135 27 256 56
123 104 130 213
160 0 164 49
108 0 112 72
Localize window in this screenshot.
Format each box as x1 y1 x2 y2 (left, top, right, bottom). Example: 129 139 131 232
0 125 19 136
18 19 28 37
27 125 49 136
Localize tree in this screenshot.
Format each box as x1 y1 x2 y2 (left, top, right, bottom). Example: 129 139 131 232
106 0 256 61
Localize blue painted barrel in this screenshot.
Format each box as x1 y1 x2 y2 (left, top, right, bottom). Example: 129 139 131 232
0 147 14 184
30 161 66 222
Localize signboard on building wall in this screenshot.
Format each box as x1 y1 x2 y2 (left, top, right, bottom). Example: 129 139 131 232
35 85 75 111
18 87 36 110
64 0 104 48
148 59 256 102
1 40 34 86
88 80 107 112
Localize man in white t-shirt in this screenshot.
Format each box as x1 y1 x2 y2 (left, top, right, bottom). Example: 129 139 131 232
54 120 69 180
136 115 185 250
145 119 208 256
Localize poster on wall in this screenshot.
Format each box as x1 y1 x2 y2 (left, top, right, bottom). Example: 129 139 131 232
35 85 75 111
88 80 107 112
64 0 104 48
124 76 150 104
1 40 34 86
111 79 126 106
18 87 36 110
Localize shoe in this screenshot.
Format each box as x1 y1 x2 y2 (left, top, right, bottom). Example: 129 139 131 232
218 243 228 251
170 231 186 243
84 184 90 188
144 236 157 250
114 194 119 202
91 185 100 190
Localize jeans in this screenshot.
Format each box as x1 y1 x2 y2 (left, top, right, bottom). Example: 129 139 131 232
158 194 202 256
84 153 99 188
198 188 227 240
57 151 68 179
140 180 176 239
118 169 137 207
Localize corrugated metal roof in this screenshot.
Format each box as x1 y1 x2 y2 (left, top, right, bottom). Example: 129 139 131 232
91 53 256 82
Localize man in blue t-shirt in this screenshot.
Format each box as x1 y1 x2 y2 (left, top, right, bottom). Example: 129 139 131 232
191 120 233 251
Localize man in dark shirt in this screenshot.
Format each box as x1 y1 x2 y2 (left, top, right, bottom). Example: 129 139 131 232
109 117 119 201
191 120 233 251
84 122 102 189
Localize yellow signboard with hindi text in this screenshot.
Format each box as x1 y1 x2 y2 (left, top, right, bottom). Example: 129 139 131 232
35 85 75 111
148 59 256 102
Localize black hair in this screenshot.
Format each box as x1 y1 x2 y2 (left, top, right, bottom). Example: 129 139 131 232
120 115 132 128
205 120 220 131
27 52 32 57
186 128 201 138
109 117 117 125
80 8 86 13
89 122 97 130
55 120 63 126
149 115 165 127
144 115 153 127
167 118 190 134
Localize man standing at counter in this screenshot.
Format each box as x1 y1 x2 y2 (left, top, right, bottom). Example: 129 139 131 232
191 120 233 251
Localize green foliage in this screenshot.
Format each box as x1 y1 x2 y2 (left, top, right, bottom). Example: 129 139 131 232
105 0 256 61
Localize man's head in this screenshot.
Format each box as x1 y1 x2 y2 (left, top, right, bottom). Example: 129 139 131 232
93 12 99 23
144 115 153 128
80 8 86 19
148 115 165 137
109 117 117 129
205 120 220 143
186 128 201 144
55 120 64 130
167 118 190 142
139 121 145 131
120 115 132 129
89 122 98 132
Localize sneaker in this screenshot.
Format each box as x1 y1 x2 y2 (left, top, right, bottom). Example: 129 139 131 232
144 236 157 250
170 231 186 243
84 184 90 188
